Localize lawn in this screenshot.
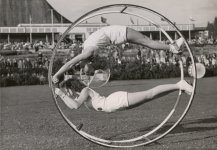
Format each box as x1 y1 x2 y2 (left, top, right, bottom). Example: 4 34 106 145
1 77 217 150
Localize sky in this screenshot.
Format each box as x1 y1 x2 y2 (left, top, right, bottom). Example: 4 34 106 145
46 0 217 27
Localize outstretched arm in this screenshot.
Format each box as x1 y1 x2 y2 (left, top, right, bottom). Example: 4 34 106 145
55 87 90 109
53 50 93 83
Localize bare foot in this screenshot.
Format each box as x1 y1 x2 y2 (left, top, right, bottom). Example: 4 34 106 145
169 37 184 54
177 80 193 95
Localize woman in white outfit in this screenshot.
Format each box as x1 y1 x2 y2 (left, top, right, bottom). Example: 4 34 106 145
55 78 193 113
52 25 184 83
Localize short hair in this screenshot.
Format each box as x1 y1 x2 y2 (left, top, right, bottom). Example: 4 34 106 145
59 77 86 92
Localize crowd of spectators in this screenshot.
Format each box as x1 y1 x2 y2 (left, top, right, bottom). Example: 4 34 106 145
0 37 216 52
96 42 217 67
103 46 217 80
0 40 53 51
188 38 217 46
0 39 83 52
0 52 49 86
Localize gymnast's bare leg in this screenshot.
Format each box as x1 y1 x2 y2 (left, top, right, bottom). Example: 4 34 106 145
126 27 183 53
127 80 192 108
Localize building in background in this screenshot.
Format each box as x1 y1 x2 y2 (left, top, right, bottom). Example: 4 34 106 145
0 0 207 44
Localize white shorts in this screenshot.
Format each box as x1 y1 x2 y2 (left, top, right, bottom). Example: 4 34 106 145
83 25 127 49
104 91 129 113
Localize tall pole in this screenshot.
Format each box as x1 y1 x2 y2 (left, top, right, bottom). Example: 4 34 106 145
51 9 54 45
175 32 178 40
159 30 162 41
150 33 153 39
61 15 63 26
188 17 195 42
29 15 32 44
188 20 191 41
100 16 102 29
7 34 10 43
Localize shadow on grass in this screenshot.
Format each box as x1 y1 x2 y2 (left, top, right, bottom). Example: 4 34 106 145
151 115 217 135
105 115 217 144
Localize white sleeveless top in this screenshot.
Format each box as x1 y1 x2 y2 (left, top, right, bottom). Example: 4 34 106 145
84 88 106 111
83 25 127 49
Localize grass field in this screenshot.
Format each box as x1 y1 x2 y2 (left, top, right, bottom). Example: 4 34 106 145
1 77 217 150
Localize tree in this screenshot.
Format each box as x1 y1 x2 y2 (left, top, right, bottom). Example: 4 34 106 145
213 17 217 38
206 17 217 39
